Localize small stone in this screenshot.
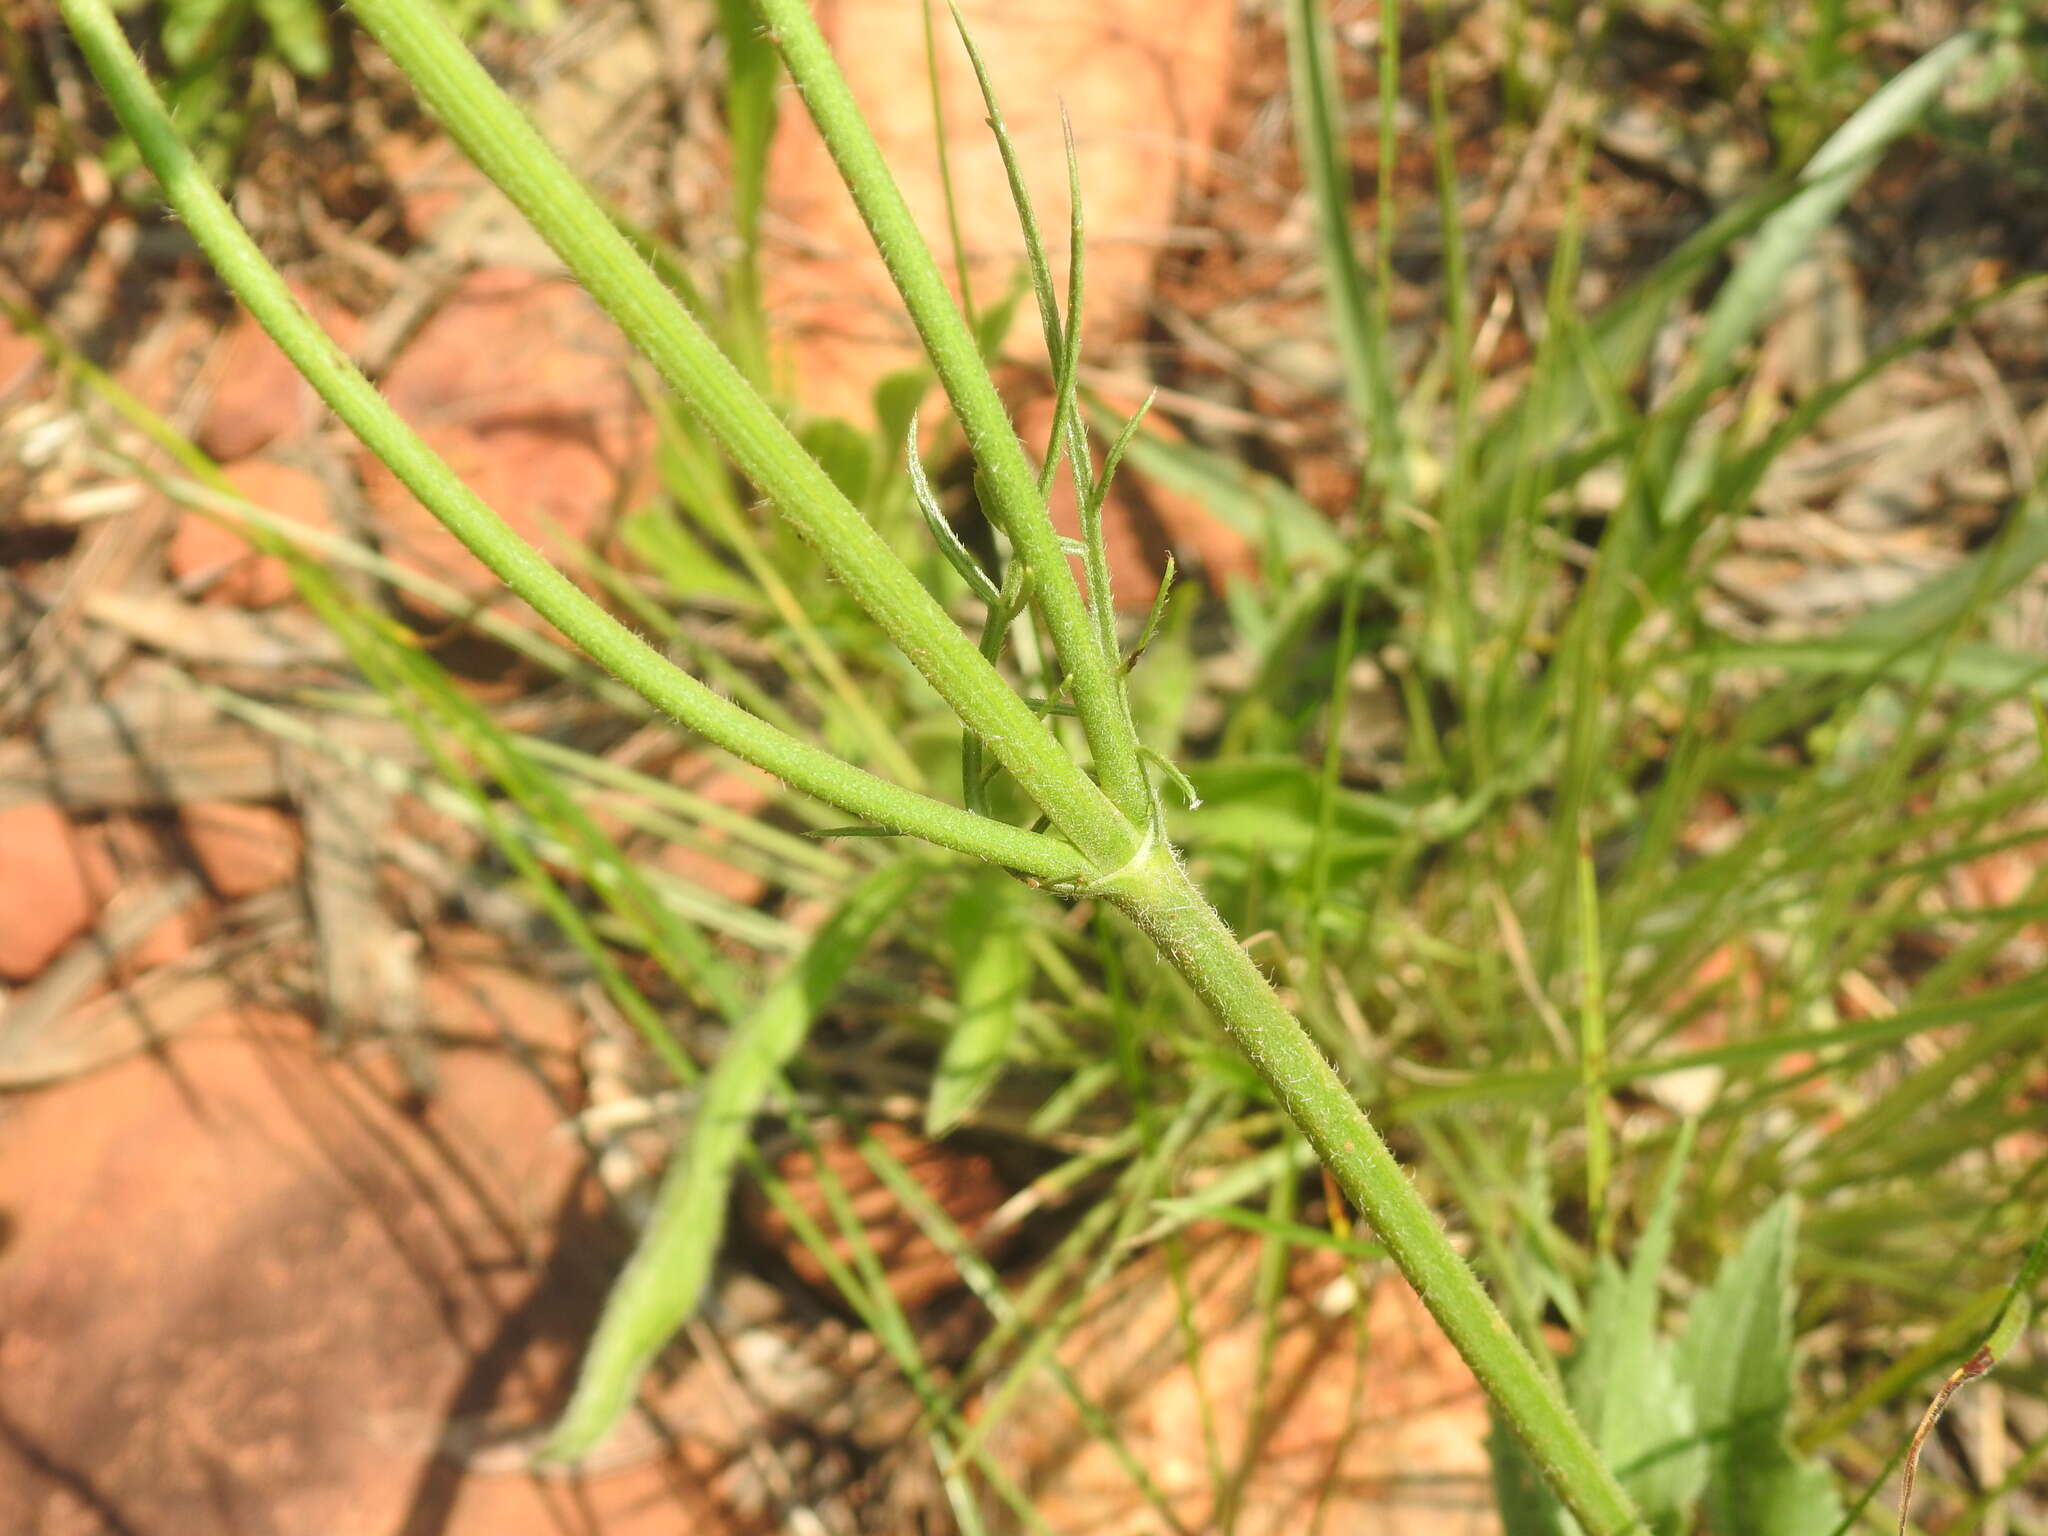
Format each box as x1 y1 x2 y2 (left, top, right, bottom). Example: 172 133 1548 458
0 803 114 981
178 801 303 899
116 899 204 980
166 459 329 608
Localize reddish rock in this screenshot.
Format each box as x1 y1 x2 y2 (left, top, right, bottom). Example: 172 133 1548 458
372 127 488 238
77 816 205 981
358 270 652 610
0 993 741 1534
114 897 204 980
0 308 42 396
166 458 330 607
178 800 304 898
196 293 361 462
0 803 115 981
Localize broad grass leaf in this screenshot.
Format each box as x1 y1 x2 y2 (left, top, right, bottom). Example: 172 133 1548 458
544 859 926 1461
1693 31 1984 392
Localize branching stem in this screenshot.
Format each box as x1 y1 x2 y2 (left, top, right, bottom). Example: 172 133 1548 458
57 1 1644 1527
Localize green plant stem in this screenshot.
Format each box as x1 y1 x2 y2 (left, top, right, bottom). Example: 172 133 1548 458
336 0 1136 870
1106 845 1645 1536
755 0 1154 828
56 0 1088 888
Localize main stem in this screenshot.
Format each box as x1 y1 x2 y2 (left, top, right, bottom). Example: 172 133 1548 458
342 0 1135 869
1105 846 1646 1536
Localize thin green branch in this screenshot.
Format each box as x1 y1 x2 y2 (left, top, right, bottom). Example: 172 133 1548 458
759 0 1153 827
56 0 1088 887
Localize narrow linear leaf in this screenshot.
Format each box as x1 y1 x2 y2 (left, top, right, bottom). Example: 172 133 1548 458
252 0 330 75
927 871 1033 1136
1283 0 1405 484
909 415 1001 604
162 0 242 70
1123 551 1176 674
544 859 926 1460
1690 30 1984 390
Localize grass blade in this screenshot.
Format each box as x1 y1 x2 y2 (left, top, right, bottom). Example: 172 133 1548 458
1283 0 1405 488
928 870 1033 1135
1689 29 1985 393
544 858 926 1459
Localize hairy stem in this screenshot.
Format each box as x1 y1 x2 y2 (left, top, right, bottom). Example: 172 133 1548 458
1108 847 1646 1535
756 0 1154 828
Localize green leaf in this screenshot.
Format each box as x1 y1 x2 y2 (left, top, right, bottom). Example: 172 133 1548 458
1696 637 2048 698
1496 1126 1709 1536
161 0 243 69
926 871 1033 1136
800 414 874 505
1284 0 1405 488
1677 1197 1844 1536
713 0 777 242
543 859 926 1461
1172 756 1411 870
1125 575 1198 755
1490 1407 1576 1536
1567 1125 1706 1533
871 366 930 460
1690 30 1984 392
618 505 756 606
252 0 330 76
